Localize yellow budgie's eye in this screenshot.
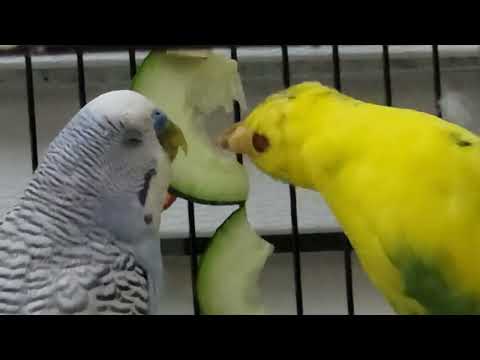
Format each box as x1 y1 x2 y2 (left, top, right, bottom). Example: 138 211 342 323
252 133 270 153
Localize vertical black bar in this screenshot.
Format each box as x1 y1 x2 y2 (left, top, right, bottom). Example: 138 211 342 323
188 201 200 315
332 45 342 91
432 45 443 117
382 45 393 107
24 48 39 172
343 239 354 314
230 46 243 165
75 48 87 107
332 45 355 315
281 45 304 315
129 48 137 79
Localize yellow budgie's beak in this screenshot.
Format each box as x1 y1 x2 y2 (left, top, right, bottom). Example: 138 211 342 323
217 123 254 155
217 122 270 157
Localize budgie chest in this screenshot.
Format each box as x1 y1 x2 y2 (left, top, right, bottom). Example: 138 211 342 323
0 206 149 315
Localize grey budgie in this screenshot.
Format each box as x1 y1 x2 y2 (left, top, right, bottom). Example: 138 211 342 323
0 90 186 315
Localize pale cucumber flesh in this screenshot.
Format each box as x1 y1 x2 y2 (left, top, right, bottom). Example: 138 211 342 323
197 206 274 315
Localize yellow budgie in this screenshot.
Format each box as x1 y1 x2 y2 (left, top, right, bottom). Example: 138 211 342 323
218 81 480 315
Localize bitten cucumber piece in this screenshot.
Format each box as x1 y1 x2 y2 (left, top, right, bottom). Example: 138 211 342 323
132 50 249 205
197 206 274 315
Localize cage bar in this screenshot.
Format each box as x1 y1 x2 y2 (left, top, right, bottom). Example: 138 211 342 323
129 48 137 79
432 45 442 117
187 201 200 315
75 48 87 108
24 48 39 172
230 46 243 165
280 45 304 315
161 231 350 255
382 45 392 107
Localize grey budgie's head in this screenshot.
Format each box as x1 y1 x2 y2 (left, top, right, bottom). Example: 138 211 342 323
35 90 186 242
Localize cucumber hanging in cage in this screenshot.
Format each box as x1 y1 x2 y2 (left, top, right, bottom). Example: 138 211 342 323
197 206 274 315
132 50 249 205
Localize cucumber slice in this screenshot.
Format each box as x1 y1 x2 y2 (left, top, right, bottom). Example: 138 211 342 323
132 50 249 205
197 206 274 315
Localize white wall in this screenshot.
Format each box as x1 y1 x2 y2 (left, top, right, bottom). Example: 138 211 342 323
1 45 478 314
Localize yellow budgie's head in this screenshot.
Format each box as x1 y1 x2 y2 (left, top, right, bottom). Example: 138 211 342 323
218 82 338 188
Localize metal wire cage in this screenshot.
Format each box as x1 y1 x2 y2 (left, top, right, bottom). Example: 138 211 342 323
1 45 447 315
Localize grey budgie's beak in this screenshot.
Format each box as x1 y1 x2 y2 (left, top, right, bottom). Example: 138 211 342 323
156 121 188 162
152 108 187 161
147 109 185 222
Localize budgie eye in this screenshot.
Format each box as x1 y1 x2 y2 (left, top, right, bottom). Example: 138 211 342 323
152 109 169 133
252 133 269 153
124 129 143 147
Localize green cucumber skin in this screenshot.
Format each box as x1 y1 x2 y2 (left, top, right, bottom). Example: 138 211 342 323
197 207 242 315
168 186 246 206
198 206 244 262
131 51 156 90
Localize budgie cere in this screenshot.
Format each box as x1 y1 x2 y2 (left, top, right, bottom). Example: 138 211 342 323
0 90 186 314
219 81 480 315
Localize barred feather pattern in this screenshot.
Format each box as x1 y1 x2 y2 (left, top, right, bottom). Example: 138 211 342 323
0 109 151 315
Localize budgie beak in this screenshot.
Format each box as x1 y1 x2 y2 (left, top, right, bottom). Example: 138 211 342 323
217 122 269 157
157 122 188 161
217 123 255 155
